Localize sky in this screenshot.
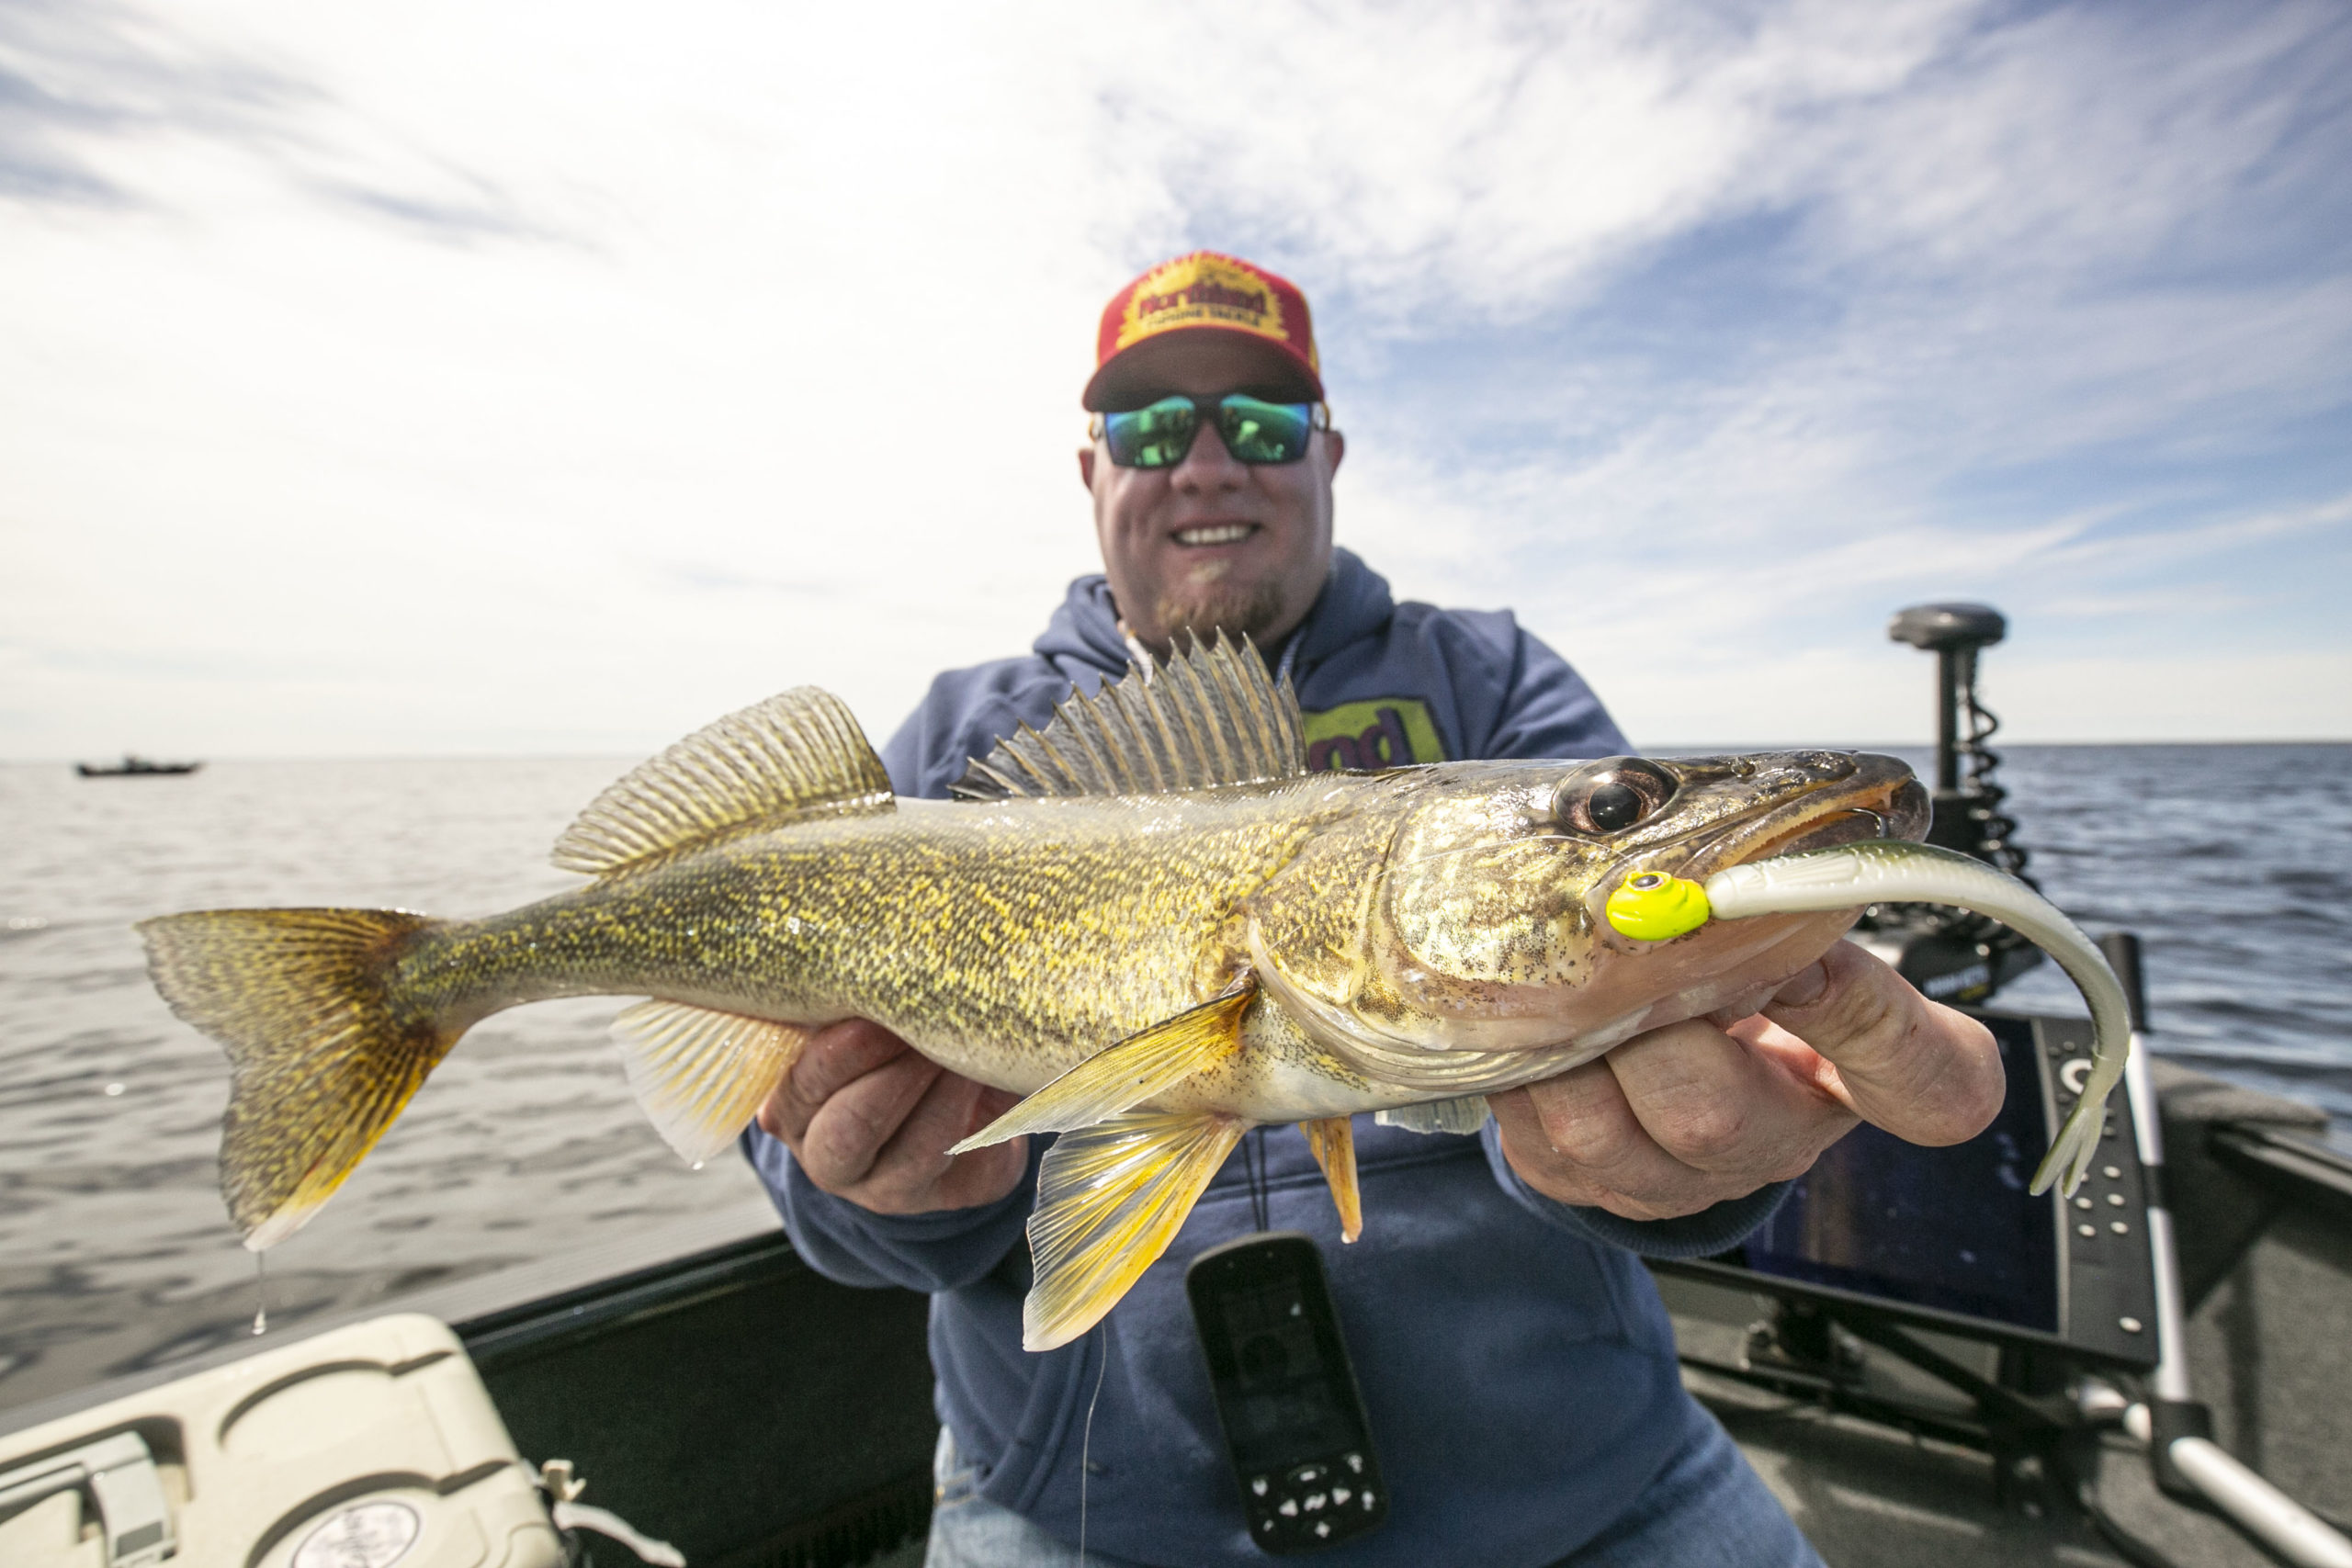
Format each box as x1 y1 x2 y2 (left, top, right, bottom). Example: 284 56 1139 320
3 0 2347 759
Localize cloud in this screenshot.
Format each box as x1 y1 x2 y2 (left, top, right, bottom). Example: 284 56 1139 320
0 0 2345 759
0 0 560 241
0 0 307 205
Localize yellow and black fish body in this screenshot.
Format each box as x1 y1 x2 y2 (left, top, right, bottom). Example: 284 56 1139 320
142 637 1925 1348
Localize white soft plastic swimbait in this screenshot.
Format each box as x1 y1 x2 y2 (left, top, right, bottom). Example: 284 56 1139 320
1702 839 2127 1198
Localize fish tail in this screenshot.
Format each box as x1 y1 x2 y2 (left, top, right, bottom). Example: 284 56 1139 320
2030 1055 2120 1197
140 908 462 1250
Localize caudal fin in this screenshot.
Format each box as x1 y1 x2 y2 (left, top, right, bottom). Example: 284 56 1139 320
140 908 458 1250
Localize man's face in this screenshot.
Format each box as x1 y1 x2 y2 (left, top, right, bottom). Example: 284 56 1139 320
1080 336 1344 657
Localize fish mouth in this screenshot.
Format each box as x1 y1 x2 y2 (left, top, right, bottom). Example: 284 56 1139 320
1574 750 1924 953
1666 753 1928 886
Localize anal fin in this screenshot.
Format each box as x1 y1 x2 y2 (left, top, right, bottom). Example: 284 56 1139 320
1374 1094 1491 1135
1303 1116 1363 1243
612 1000 811 1165
949 985 1253 1154
1024 1111 1246 1351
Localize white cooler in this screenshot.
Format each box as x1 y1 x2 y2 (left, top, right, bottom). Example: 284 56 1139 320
0 1313 564 1568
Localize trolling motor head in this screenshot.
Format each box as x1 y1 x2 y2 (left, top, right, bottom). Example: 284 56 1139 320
1889 602 2006 655
1857 602 2041 1005
1888 602 2014 827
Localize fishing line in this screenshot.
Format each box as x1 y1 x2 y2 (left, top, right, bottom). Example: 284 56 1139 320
1078 1323 1110 1567
1245 1126 1271 1234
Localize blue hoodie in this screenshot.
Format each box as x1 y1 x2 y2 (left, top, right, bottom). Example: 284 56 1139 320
743 549 1787 1567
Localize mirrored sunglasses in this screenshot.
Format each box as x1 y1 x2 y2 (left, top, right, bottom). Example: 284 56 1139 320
1095 394 1328 469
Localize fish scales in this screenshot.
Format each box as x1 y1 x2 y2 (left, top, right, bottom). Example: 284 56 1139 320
138 637 2127 1350
386 781 1361 1099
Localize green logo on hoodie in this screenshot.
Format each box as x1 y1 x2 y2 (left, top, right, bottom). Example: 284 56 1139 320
1300 700 1445 773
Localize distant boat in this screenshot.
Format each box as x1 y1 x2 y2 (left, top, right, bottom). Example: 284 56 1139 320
75 755 203 778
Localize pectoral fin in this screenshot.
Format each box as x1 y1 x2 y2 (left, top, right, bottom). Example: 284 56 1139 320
948 984 1254 1154
1303 1116 1363 1243
1023 1111 1246 1351
611 1000 811 1166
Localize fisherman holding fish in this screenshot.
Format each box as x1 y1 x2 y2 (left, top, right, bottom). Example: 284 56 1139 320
743 254 2007 1567
153 251 2135 1567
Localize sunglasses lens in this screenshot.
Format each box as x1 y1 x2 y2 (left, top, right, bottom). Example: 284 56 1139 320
1217 396 1314 464
1103 396 1200 468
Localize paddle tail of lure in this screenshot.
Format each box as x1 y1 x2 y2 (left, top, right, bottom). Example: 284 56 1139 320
1702 840 2131 1199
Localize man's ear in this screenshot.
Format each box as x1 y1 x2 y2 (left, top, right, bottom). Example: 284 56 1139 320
1325 429 1346 477
1078 446 1096 489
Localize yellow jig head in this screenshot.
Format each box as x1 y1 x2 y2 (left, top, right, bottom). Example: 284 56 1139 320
1605 871 1713 942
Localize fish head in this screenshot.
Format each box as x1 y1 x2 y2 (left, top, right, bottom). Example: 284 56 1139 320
1247 750 1927 1064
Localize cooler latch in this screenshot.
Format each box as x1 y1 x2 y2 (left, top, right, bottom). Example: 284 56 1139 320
0 1429 177 1567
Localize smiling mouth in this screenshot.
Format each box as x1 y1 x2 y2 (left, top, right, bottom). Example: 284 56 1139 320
1172 524 1259 547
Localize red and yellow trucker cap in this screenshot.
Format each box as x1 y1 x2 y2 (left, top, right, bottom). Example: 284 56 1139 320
1083 250 1322 412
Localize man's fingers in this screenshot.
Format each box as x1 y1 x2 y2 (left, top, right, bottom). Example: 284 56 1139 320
1490 1058 1719 1221
1605 1018 1857 1182
863 1071 1030 1211
792 1050 943 1190
867 1068 987 1190
1761 941 2003 1146
761 1019 913 1141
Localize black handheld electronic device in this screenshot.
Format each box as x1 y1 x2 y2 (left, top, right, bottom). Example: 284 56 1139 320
1187 1233 1387 1554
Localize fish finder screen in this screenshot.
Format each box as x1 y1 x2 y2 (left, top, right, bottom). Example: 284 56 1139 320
1731 1018 2059 1333
1216 1277 1359 1471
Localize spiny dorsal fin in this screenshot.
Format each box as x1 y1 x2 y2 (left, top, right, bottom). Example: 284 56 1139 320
952 632 1306 801
555 687 893 875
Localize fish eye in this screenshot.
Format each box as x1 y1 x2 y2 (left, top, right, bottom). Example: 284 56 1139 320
1552 759 1679 837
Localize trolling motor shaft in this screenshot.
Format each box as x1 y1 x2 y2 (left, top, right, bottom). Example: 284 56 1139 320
1865 602 2041 1004
1887 602 2012 854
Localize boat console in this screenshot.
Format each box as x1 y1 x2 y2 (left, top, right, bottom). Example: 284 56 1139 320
1657 1010 2161 1371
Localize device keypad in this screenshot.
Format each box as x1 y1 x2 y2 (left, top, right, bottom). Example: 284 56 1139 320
1246 1450 1383 1551
2053 1057 2142 1263
2044 1032 2159 1367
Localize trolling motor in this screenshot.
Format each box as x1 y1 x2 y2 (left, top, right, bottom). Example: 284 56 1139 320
1853 603 2043 1004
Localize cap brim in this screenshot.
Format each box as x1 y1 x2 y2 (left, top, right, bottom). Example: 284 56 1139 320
1083 327 1323 412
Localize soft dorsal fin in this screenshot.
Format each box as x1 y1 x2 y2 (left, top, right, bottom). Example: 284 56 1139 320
952 632 1307 801
554 687 893 875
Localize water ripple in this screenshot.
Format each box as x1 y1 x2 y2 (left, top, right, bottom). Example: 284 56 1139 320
0 745 2345 1409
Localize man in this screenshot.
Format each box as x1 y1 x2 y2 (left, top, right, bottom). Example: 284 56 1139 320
744 252 2003 1566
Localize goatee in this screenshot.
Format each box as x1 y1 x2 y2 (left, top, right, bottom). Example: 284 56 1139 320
1151 577 1287 649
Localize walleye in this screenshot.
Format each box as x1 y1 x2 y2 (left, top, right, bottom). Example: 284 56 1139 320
141 637 2129 1350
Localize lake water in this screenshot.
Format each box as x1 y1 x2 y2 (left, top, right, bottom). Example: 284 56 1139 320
2 744 2346 1414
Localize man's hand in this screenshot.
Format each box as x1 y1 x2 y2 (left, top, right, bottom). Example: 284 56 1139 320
756 1019 1030 1215
1491 940 2004 1222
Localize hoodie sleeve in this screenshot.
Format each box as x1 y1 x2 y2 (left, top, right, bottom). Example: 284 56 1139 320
1477 1119 1792 1259
741 1123 1040 1292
